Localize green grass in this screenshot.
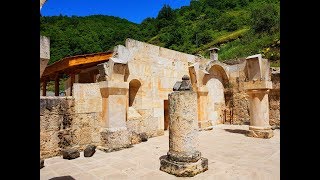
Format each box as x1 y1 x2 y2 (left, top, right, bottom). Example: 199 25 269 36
196 27 250 56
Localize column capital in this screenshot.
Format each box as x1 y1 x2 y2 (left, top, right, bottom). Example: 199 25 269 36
243 80 272 91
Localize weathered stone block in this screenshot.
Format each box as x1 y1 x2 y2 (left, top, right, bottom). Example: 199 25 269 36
84 145 96 157
100 128 131 150
61 148 80 160
160 155 208 177
131 132 142 144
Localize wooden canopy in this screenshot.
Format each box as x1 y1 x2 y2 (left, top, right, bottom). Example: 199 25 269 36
40 51 113 81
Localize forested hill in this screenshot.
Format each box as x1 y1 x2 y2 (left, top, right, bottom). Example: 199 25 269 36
40 0 280 66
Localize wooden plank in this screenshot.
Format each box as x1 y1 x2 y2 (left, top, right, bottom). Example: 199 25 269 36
69 53 112 66
42 52 112 78
42 59 69 77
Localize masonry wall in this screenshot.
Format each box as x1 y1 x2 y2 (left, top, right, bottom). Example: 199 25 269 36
40 83 102 159
269 71 280 127
222 61 280 126
125 39 198 137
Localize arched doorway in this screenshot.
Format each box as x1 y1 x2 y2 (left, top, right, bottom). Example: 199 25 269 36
203 65 229 125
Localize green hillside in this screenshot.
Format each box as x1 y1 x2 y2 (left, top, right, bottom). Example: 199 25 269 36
40 0 280 66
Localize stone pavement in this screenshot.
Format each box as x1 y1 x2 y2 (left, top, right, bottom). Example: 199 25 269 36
40 125 280 180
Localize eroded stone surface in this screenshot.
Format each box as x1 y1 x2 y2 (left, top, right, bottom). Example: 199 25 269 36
160 155 208 177
61 148 80 160
160 87 207 177
100 128 131 150
131 131 142 144
247 129 274 139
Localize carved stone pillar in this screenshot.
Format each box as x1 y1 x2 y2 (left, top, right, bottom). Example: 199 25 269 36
160 75 208 177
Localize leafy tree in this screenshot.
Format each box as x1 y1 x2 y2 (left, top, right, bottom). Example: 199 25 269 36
251 4 279 33
40 0 280 66
156 4 176 30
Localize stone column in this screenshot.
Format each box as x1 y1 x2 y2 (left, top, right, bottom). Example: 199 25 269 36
97 59 131 151
244 54 273 138
160 75 208 177
40 36 50 78
197 86 212 130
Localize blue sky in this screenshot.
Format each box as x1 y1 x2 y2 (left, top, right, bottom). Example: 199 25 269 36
41 0 190 24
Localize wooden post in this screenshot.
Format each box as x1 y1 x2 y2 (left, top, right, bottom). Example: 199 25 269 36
54 75 60 96
70 73 75 96
42 80 47 96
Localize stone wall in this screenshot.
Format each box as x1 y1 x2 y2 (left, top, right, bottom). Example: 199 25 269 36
124 39 199 137
269 70 280 127
40 84 103 159
221 61 280 126
40 97 75 159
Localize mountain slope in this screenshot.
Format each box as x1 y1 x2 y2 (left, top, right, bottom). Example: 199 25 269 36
40 0 280 66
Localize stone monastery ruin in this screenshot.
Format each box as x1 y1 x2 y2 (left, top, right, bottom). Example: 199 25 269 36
40 0 279 177
40 37 280 160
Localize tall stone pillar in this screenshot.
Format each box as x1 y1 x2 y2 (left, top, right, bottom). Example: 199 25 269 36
160 75 208 177
197 86 211 130
97 58 131 151
40 36 50 78
244 54 273 138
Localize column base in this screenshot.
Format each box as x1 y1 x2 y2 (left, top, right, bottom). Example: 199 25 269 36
246 129 274 139
159 155 208 177
99 127 132 151
198 121 213 130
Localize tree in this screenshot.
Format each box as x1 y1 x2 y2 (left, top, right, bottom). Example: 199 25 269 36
156 4 176 30
251 4 279 33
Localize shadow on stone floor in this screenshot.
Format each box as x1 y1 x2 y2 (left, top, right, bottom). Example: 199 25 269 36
49 176 75 180
224 129 248 135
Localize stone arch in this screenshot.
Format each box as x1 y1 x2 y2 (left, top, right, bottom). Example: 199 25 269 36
129 79 142 107
203 64 229 125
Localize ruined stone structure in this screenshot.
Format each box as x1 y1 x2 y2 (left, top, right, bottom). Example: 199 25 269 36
40 38 280 159
243 54 274 138
159 76 208 177
40 36 49 78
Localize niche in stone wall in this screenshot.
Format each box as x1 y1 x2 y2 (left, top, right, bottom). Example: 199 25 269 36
129 79 142 107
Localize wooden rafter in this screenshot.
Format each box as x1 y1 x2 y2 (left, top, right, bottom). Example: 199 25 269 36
41 52 113 81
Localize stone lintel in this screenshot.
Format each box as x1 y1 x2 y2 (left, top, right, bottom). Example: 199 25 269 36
244 81 272 91
160 155 208 177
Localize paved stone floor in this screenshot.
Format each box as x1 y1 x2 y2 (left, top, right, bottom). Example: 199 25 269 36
40 125 280 180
